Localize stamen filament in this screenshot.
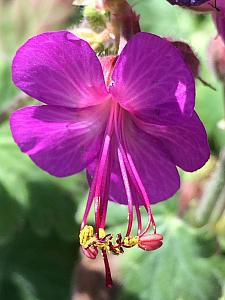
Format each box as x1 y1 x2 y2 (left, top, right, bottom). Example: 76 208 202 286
81 169 99 229
94 104 115 232
99 150 112 228
134 200 142 235
114 105 156 236
94 196 101 230
118 147 134 236
126 152 156 235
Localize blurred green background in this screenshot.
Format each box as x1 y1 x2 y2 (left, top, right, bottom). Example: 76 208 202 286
0 0 225 299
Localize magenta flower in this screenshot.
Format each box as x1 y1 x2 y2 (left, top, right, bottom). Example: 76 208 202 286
10 31 209 287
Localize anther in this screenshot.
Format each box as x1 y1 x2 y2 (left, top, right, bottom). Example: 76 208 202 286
138 233 163 251
82 246 98 259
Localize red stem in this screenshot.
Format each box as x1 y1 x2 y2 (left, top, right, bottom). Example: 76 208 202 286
102 249 113 288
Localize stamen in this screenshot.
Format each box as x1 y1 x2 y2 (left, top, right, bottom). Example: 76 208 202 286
82 103 115 230
80 102 115 288
134 199 142 235
118 147 134 236
99 149 112 229
138 234 163 251
80 225 139 254
81 169 99 229
79 225 163 288
126 152 156 235
81 246 98 259
94 196 101 231
114 106 156 236
93 104 115 232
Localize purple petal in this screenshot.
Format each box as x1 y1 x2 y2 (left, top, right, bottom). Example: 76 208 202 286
110 32 195 120
135 111 210 172
10 105 108 177
12 31 108 108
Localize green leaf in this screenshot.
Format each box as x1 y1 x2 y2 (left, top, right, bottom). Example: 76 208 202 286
0 227 79 300
27 181 79 241
0 124 83 299
0 122 86 241
0 184 25 244
0 61 18 109
121 217 222 300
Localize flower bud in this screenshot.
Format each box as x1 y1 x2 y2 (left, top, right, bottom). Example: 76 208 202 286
138 234 163 251
208 36 225 82
81 246 98 259
171 39 215 90
171 41 200 78
84 6 107 32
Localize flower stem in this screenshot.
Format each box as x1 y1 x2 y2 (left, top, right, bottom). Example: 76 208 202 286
223 82 225 118
194 148 225 227
209 186 225 224
194 80 225 227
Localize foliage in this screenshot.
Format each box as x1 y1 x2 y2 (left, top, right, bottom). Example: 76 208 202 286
120 215 223 300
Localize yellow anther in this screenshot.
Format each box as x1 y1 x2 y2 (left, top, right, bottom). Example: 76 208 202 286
79 225 139 256
123 236 139 247
99 228 106 238
79 225 94 247
96 241 109 251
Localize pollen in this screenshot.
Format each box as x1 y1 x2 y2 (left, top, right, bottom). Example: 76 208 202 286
123 236 139 247
79 225 95 248
99 227 106 238
79 225 139 255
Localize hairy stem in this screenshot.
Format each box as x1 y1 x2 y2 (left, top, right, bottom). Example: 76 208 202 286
194 149 225 227
194 79 225 226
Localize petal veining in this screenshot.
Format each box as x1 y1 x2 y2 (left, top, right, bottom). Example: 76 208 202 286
110 32 195 119
134 111 210 172
12 31 108 108
10 104 108 177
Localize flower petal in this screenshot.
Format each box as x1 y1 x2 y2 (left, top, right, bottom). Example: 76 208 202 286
110 32 195 120
12 31 108 108
10 105 108 177
135 111 210 172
